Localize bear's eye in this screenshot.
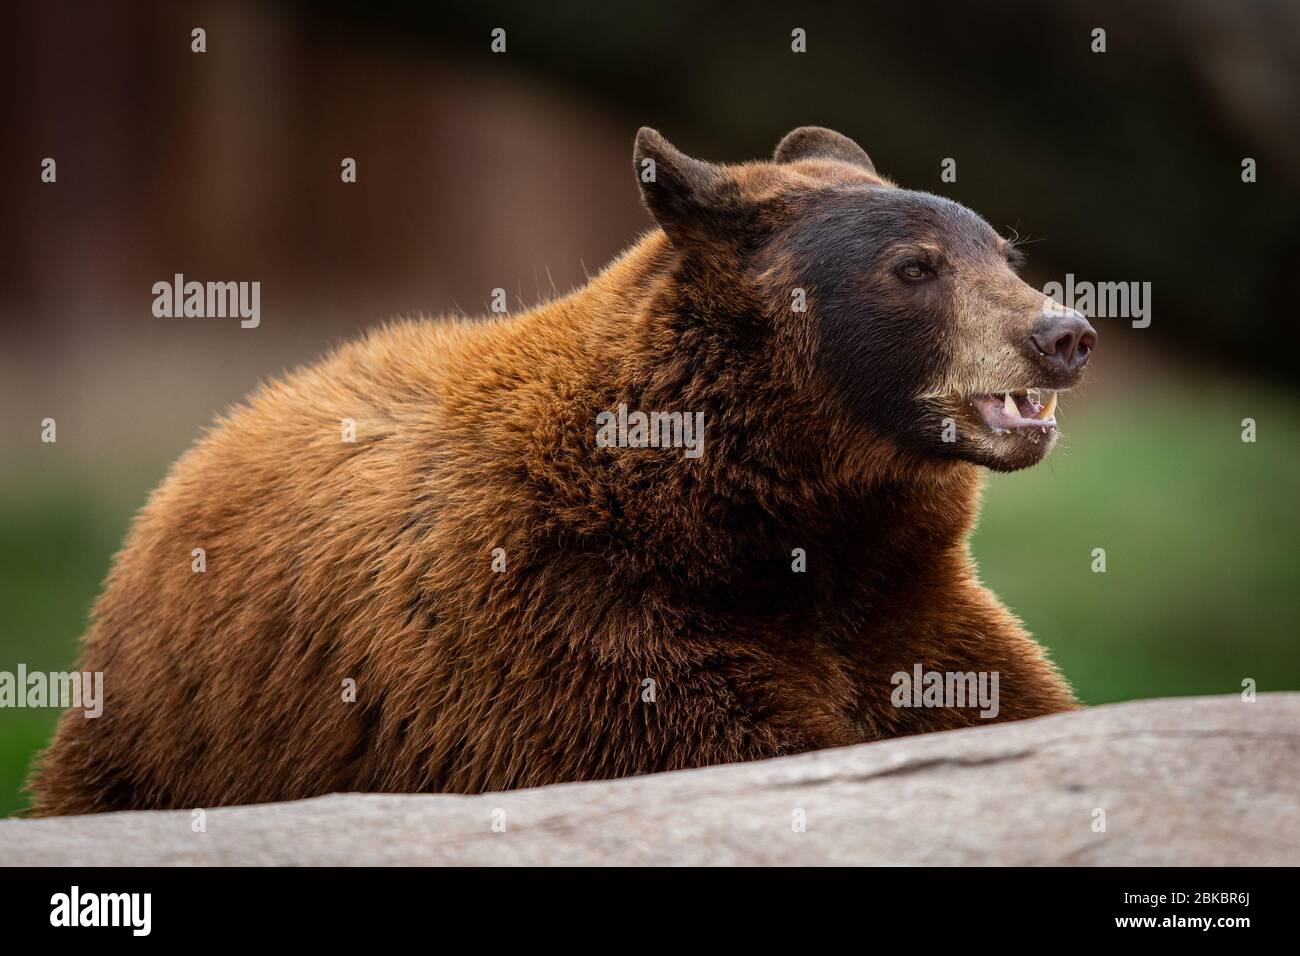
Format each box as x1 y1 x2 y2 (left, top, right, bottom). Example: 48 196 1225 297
895 259 933 283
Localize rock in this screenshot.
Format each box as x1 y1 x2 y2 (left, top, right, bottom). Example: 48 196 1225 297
2 693 1296 866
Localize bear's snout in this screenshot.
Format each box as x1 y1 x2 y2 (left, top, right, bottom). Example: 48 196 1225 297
1027 308 1097 379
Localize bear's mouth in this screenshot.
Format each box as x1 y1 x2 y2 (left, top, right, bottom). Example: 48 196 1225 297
969 390 1058 434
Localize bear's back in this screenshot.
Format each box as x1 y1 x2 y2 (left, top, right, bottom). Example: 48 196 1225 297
31 316 495 811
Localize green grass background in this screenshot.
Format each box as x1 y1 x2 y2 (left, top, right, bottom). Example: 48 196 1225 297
2 382 1297 817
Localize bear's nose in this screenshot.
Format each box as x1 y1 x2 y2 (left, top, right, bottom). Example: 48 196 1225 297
1029 309 1097 373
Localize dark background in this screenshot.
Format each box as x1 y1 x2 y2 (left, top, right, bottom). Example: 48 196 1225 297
2 0 1298 815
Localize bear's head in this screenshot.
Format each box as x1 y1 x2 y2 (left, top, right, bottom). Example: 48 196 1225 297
634 126 1096 474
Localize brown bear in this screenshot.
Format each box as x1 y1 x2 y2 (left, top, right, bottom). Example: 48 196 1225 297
30 127 1095 815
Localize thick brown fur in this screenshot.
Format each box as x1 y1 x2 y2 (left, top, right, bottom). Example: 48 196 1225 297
30 127 1081 815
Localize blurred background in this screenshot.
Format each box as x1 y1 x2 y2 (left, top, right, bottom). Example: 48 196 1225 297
2 0 1298 816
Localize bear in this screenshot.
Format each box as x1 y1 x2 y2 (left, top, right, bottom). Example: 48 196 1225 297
29 127 1096 815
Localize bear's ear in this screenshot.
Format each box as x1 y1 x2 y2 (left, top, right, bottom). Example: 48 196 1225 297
773 126 876 173
634 127 728 245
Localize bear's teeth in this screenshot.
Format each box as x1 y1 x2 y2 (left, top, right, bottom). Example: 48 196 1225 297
1002 392 1018 418
1037 392 1058 420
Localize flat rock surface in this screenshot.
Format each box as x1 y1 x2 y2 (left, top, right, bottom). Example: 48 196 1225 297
2 693 1296 866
